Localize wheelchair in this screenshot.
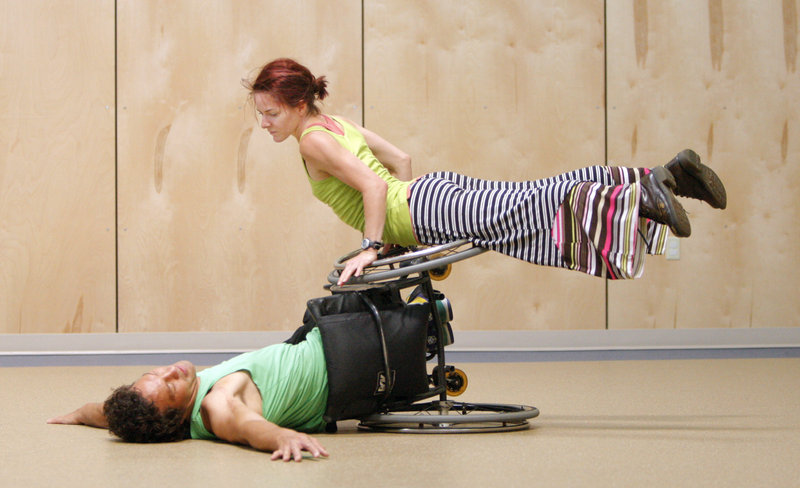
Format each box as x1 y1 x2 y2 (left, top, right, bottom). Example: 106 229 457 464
323 239 539 433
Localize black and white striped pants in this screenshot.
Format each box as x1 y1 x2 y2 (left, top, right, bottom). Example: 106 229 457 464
407 168 668 279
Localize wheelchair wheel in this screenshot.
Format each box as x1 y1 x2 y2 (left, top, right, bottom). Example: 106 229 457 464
357 401 539 433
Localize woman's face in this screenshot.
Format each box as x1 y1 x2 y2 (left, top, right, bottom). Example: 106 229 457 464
132 360 198 418
254 92 306 142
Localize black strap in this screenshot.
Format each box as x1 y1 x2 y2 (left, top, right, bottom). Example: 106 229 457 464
356 293 395 402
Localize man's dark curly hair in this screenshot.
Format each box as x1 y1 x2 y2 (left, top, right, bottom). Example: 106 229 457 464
103 384 190 443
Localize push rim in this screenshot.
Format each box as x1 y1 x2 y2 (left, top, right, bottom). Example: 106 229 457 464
328 240 488 286
357 401 539 434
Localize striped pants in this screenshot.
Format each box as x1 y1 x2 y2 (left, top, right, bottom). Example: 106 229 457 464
408 167 669 279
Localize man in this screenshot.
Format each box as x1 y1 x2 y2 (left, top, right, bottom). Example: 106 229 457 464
48 327 329 462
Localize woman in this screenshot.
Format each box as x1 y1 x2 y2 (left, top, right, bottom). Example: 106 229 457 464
245 58 726 285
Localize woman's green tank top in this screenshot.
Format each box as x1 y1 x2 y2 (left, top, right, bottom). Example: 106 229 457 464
300 116 417 246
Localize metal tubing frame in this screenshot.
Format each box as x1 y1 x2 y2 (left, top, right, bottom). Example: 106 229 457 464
325 240 539 432
328 241 485 403
327 240 488 286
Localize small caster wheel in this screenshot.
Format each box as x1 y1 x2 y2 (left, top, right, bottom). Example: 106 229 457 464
445 367 468 396
431 365 468 396
429 263 452 281
426 253 452 280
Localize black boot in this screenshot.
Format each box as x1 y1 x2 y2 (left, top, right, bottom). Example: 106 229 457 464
640 166 692 237
664 149 727 209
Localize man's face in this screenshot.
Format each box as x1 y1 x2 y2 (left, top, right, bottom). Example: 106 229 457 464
132 360 198 418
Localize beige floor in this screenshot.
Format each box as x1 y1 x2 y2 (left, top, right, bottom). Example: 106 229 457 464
3 357 799 488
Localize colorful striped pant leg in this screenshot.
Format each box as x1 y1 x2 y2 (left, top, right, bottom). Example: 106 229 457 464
553 167 669 279
602 166 670 257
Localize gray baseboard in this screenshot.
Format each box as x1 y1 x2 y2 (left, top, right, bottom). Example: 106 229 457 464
2 327 799 367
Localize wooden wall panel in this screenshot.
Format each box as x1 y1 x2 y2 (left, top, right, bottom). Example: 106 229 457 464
364 0 607 330
5 1 795 336
117 0 362 332
0 1 116 333
607 1 800 328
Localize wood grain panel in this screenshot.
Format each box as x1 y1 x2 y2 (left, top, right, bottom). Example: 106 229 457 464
365 0 607 330
607 1 800 328
0 1 116 333
117 0 362 332
8 1 792 336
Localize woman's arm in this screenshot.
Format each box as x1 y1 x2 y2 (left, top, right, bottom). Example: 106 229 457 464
300 130 388 284
204 391 328 462
339 117 412 181
47 402 108 429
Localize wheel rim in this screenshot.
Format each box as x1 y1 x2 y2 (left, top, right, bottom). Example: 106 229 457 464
357 401 539 433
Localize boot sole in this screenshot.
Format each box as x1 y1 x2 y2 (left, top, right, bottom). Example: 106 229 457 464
674 149 727 209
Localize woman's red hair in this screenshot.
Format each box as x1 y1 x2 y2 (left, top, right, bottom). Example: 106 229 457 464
244 58 328 115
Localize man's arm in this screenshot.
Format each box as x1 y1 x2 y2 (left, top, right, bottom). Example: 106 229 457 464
47 402 108 429
203 391 328 462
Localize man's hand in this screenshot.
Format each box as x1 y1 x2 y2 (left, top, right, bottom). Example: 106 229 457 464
47 403 108 428
205 387 329 462
270 428 329 462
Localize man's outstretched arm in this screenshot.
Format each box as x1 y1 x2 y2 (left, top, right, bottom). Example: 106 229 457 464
204 393 328 462
47 402 108 429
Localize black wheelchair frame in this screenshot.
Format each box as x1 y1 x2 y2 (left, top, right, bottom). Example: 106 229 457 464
326 240 539 433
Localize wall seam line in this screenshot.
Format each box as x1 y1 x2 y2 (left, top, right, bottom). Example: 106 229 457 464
604 0 610 330
114 1 120 334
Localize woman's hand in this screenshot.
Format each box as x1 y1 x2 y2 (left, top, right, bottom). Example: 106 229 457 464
338 248 379 285
270 429 329 462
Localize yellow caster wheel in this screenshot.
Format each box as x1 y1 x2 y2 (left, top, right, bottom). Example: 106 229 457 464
428 255 452 281
433 366 468 396
445 367 468 396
